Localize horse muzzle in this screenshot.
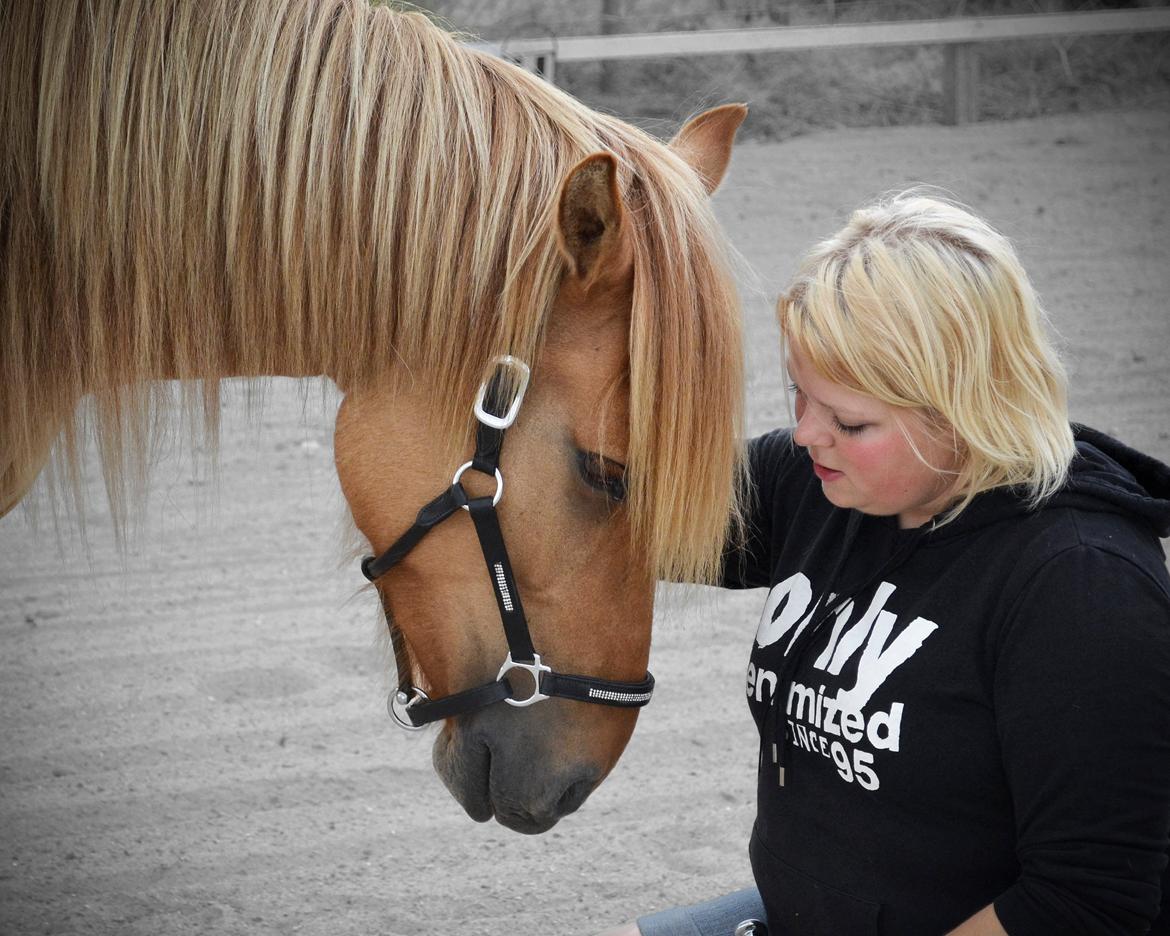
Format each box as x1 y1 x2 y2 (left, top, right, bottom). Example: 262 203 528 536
431 702 617 834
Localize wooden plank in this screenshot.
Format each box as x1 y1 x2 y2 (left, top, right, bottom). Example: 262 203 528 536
483 8 1170 63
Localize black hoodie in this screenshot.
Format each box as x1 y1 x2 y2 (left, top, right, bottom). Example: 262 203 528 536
722 425 1170 936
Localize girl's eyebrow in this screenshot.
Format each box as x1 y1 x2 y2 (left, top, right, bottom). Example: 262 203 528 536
820 399 872 423
786 365 873 423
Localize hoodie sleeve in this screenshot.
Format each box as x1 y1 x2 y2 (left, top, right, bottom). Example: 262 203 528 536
992 542 1170 936
720 429 800 590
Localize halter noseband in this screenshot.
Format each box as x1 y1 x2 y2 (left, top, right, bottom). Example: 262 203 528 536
361 356 655 730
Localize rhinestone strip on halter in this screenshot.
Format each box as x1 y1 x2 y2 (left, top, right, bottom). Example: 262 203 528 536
493 562 514 612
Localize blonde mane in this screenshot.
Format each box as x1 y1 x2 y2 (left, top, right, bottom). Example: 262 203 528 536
0 0 743 583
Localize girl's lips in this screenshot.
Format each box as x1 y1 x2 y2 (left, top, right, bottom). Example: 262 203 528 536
813 462 844 482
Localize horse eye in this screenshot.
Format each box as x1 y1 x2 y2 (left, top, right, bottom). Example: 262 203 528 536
576 451 627 503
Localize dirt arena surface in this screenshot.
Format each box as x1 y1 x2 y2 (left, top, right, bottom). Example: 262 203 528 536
2 108 1168 936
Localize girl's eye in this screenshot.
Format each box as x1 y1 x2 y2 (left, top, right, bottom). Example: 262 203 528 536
791 381 865 435
833 417 867 436
577 451 627 502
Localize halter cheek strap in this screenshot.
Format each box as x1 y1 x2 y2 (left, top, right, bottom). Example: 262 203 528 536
361 356 655 730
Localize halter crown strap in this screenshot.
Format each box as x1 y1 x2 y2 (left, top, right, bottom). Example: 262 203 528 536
361 355 655 730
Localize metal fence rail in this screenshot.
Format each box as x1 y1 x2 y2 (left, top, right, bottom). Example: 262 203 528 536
473 8 1170 124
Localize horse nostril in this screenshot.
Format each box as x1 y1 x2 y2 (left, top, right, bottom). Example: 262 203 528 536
555 773 596 817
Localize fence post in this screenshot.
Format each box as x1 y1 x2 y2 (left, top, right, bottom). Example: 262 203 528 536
519 51 557 84
943 42 979 125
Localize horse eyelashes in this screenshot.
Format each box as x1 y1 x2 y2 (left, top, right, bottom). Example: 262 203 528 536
577 450 628 503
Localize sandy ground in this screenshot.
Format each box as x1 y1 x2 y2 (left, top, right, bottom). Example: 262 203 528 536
2 108 1169 936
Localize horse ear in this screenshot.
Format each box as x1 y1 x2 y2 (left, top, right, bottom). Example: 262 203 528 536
669 103 747 195
557 152 628 287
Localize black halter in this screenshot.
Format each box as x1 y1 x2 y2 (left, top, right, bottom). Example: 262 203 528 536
361 356 655 730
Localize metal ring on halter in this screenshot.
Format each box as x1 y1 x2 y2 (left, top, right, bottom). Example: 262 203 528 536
474 355 531 430
388 686 430 731
497 652 551 707
452 461 503 510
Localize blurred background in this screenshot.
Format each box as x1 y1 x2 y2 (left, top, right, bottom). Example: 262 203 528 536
413 0 1170 137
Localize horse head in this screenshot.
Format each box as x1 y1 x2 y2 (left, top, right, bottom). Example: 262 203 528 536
0 0 745 834
334 104 745 833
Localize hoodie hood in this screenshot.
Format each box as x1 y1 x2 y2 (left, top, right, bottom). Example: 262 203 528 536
1057 425 1170 538
926 425 1170 542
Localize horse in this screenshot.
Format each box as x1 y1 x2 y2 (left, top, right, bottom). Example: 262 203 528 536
0 0 746 834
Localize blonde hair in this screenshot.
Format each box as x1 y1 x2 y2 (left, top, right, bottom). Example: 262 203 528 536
779 191 1075 519
0 0 743 583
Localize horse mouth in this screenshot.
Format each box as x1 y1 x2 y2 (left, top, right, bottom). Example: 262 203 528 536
431 724 597 835
432 727 495 825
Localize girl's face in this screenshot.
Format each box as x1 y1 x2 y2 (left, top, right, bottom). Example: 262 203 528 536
786 345 959 529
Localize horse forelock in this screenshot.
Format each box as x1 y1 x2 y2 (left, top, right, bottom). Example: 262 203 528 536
617 151 747 586
1 0 743 574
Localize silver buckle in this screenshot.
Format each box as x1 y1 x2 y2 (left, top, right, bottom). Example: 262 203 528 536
387 687 429 731
497 652 551 707
473 355 530 430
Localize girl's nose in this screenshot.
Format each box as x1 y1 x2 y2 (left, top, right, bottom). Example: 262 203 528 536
792 401 832 449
